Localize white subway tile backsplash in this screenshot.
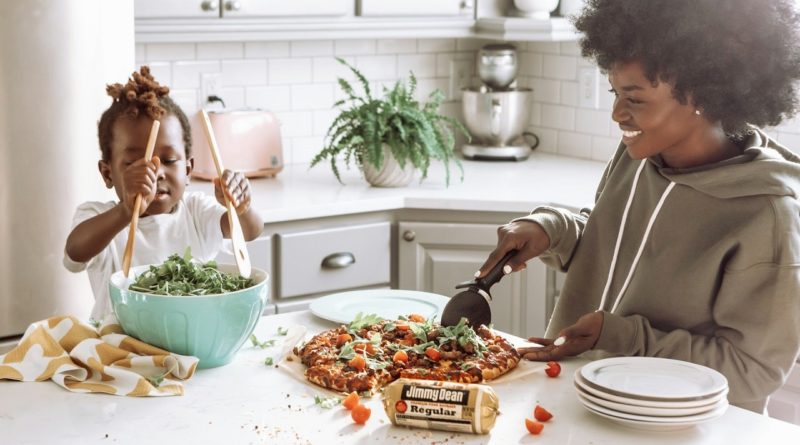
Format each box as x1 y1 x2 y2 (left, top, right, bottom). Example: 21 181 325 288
529 127 558 154
559 41 582 56
291 84 334 110
397 54 438 79
172 61 220 89
197 42 244 60
335 40 376 56
291 40 334 57
313 109 338 136
542 55 577 80
591 136 619 162
218 87 245 109
245 41 290 58
575 109 611 136
291 136 326 164
775 132 800 151
528 42 560 55
356 55 397 80
146 43 195 61
456 39 487 52
415 78 449 103
147 62 172 86
541 104 575 131
277 111 314 138
135 44 146 64
530 78 560 104
418 39 457 53
170 89 199 116
246 86 291 111
377 39 417 54
435 52 474 78
560 81 578 107
529 103 542 126
557 131 592 159
313 56 356 83
519 52 542 77
221 59 267 86
269 58 313 85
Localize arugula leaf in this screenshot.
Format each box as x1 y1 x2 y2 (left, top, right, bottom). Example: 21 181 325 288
250 334 276 349
264 357 274 366
277 326 288 336
314 395 342 409
348 312 385 331
146 371 169 387
338 342 356 361
409 322 429 344
129 248 254 295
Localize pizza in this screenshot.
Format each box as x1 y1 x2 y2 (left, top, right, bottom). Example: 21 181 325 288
292 313 521 394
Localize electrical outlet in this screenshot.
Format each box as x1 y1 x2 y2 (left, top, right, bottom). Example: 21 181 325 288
578 67 599 109
448 60 472 100
200 73 221 105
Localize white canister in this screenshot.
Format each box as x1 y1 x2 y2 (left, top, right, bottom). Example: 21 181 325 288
559 0 586 17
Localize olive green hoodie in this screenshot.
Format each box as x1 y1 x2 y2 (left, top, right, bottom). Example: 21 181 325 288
520 128 800 413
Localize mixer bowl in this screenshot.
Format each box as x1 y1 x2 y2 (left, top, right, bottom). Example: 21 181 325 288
461 88 533 146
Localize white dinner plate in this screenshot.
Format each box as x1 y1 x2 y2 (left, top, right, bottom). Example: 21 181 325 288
580 357 728 401
576 390 728 427
309 289 450 324
574 379 726 417
574 370 729 409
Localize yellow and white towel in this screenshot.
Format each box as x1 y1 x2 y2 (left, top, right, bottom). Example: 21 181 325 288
0 315 198 396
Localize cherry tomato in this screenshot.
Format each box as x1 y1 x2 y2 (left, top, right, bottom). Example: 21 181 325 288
342 391 359 410
348 354 366 371
534 405 553 422
545 361 561 378
425 347 441 362
408 314 426 323
336 333 352 346
393 350 409 363
351 404 371 425
525 418 544 434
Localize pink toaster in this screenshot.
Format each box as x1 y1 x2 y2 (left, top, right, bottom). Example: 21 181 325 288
190 109 284 180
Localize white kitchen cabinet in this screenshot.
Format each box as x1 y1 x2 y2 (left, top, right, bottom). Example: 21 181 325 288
135 0 221 18
219 0 352 18
215 234 277 314
769 363 800 426
397 221 549 338
358 0 473 17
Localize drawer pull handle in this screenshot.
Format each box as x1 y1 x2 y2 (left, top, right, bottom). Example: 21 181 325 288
321 252 355 269
402 230 416 242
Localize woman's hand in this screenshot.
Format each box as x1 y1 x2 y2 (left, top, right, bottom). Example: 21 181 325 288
121 156 160 216
517 311 604 361
214 169 252 215
476 220 551 277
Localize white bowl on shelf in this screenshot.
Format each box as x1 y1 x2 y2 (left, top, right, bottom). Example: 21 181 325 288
512 0 559 20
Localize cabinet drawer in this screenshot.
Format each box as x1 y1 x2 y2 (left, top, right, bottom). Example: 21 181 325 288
277 222 390 298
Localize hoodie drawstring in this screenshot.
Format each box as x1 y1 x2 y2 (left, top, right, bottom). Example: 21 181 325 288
597 159 677 313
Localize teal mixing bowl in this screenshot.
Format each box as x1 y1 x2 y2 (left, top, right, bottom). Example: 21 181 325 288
109 264 269 369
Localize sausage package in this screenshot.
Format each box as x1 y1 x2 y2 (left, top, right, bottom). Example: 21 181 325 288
381 378 499 434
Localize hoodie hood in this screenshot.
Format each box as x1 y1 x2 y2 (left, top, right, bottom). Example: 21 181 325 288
653 128 800 199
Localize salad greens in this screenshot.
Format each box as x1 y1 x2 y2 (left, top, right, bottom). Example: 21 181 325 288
128 248 253 295
314 395 342 409
250 334 275 349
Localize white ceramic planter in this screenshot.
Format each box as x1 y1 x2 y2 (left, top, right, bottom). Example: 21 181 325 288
361 145 415 187
513 0 559 20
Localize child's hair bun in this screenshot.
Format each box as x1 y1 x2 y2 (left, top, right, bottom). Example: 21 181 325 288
106 66 170 120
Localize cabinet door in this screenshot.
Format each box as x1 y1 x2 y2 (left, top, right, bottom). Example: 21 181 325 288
221 0 353 17
398 221 547 338
135 0 221 18
359 0 472 17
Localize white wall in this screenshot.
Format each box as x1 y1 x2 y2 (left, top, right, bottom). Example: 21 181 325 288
137 38 800 166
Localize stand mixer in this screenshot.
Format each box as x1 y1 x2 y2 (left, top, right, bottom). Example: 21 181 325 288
461 43 537 161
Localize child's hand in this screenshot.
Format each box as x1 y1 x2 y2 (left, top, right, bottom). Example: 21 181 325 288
214 170 251 215
121 156 161 216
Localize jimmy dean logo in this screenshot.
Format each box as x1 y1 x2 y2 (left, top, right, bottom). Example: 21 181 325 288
402 385 469 405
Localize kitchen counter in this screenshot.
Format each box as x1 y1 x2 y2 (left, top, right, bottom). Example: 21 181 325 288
187 153 608 223
3 310 799 445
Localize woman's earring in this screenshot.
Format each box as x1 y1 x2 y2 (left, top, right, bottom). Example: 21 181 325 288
695 109 701 115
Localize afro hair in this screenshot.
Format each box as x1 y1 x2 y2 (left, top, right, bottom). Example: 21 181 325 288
574 0 800 136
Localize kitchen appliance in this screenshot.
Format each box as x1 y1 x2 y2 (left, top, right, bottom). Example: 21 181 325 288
441 251 516 328
0 0 133 338
190 109 284 180
462 44 537 161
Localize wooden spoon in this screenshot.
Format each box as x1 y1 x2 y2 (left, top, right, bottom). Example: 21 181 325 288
199 109 252 278
121 119 161 278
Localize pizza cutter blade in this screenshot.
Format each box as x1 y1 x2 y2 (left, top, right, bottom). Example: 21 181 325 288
440 250 516 328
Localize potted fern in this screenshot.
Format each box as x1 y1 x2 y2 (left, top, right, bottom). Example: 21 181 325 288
311 58 469 187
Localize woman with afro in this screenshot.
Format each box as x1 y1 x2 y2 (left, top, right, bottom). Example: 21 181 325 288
477 0 800 413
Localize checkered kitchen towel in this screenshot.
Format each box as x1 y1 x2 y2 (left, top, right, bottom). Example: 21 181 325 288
0 315 198 396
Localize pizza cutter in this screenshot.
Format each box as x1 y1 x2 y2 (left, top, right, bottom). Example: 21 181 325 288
441 250 517 328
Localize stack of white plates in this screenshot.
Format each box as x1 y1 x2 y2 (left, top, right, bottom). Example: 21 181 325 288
574 357 729 431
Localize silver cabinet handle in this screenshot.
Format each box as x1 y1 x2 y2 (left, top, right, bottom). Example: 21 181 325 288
201 0 218 11
224 1 241 11
402 230 416 242
321 252 355 269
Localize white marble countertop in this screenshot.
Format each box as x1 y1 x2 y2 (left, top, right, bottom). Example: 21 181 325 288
188 153 608 223
3 310 799 445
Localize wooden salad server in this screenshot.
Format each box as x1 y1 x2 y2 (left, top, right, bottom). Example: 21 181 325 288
199 109 252 278
121 119 161 278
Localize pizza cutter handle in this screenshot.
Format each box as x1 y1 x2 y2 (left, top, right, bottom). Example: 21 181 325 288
477 250 517 291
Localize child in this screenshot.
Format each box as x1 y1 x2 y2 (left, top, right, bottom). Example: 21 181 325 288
476 0 800 413
64 66 264 320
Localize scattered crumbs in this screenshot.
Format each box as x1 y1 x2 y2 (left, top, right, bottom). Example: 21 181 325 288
104 434 108 439
274 365 279 369
287 356 293 362
286 393 290 398
288 404 292 409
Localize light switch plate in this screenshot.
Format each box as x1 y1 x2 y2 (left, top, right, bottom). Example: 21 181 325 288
579 67 599 109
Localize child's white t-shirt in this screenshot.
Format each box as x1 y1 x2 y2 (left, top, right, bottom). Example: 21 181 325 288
63 192 228 321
